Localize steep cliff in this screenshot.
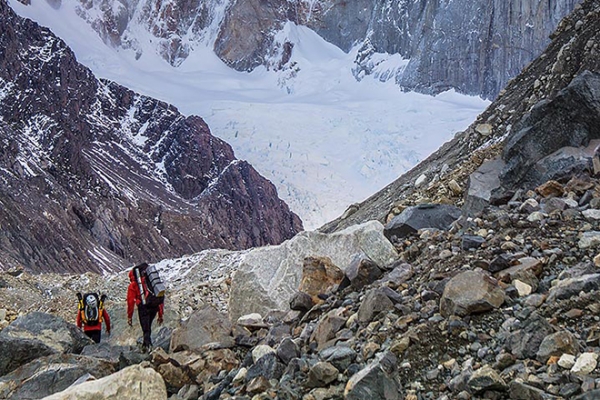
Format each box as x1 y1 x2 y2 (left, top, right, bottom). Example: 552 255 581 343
46 0 581 99
0 0 302 274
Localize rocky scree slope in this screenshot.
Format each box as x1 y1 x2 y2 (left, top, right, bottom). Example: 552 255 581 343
29 0 580 99
0 0 302 274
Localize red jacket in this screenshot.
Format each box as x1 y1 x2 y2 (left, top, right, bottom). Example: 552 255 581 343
76 308 110 333
127 269 164 319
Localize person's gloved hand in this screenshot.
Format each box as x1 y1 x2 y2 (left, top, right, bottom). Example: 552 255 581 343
157 316 163 325
106 329 111 336
127 317 132 326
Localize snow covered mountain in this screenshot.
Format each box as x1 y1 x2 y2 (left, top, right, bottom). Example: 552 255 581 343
10 0 493 230
0 0 301 273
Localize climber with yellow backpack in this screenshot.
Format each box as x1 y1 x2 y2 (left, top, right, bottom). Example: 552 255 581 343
76 292 111 343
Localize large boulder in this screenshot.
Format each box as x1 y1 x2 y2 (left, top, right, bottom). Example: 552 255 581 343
439 270 505 318
0 354 116 399
170 306 234 352
500 70 600 189
42 364 167 400
228 221 397 320
0 312 92 376
384 204 462 241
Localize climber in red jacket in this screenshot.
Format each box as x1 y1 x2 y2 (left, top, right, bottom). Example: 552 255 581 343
76 293 111 344
126 263 164 352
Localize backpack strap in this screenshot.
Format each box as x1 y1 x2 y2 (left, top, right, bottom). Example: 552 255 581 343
76 292 87 323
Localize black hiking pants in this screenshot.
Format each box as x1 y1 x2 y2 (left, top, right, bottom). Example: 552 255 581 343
84 330 101 344
138 304 159 348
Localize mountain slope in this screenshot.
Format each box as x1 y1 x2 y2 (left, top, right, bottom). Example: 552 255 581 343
321 0 600 233
0 0 302 274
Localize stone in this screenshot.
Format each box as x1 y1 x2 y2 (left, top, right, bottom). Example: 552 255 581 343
467 365 507 394
501 71 600 189
344 254 384 290
439 270 505 318
558 354 577 369
319 346 357 372
236 313 267 330
506 313 555 359
307 362 338 388
299 256 345 302
462 235 485 250
489 254 512 273
42 364 167 400
384 203 462 240
289 292 314 312
537 331 580 363
579 231 600 248
229 221 397 320
547 274 600 302
357 289 394 324
463 159 505 216
170 306 234 352
344 352 399 400
496 257 543 283
252 345 276 363
311 308 348 350
245 352 284 382
571 352 598 375
475 123 493 136
536 180 565 197
277 338 300 365
514 280 532 297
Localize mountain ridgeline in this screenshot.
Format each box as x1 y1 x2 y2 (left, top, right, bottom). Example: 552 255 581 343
49 0 580 99
0 0 302 274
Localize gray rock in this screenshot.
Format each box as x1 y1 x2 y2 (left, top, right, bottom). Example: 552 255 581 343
319 345 357 372
245 353 285 382
170 306 234 352
0 354 116 399
41 364 166 400
467 365 507 394
229 221 397 320
1 312 91 355
462 235 485 250
358 289 395 324
384 203 462 240
344 351 399 400
537 331 580 364
289 292 314 312
464 159 505 216
0 336 56 377
506 313 555 359
440 270 505 318
547 273 600 302
345 254 384 290
276 338 300 365
509 379 561 400
501 71 600 189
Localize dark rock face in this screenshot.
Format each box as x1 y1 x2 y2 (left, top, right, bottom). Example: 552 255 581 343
500 70 600 189
0 1 302 274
